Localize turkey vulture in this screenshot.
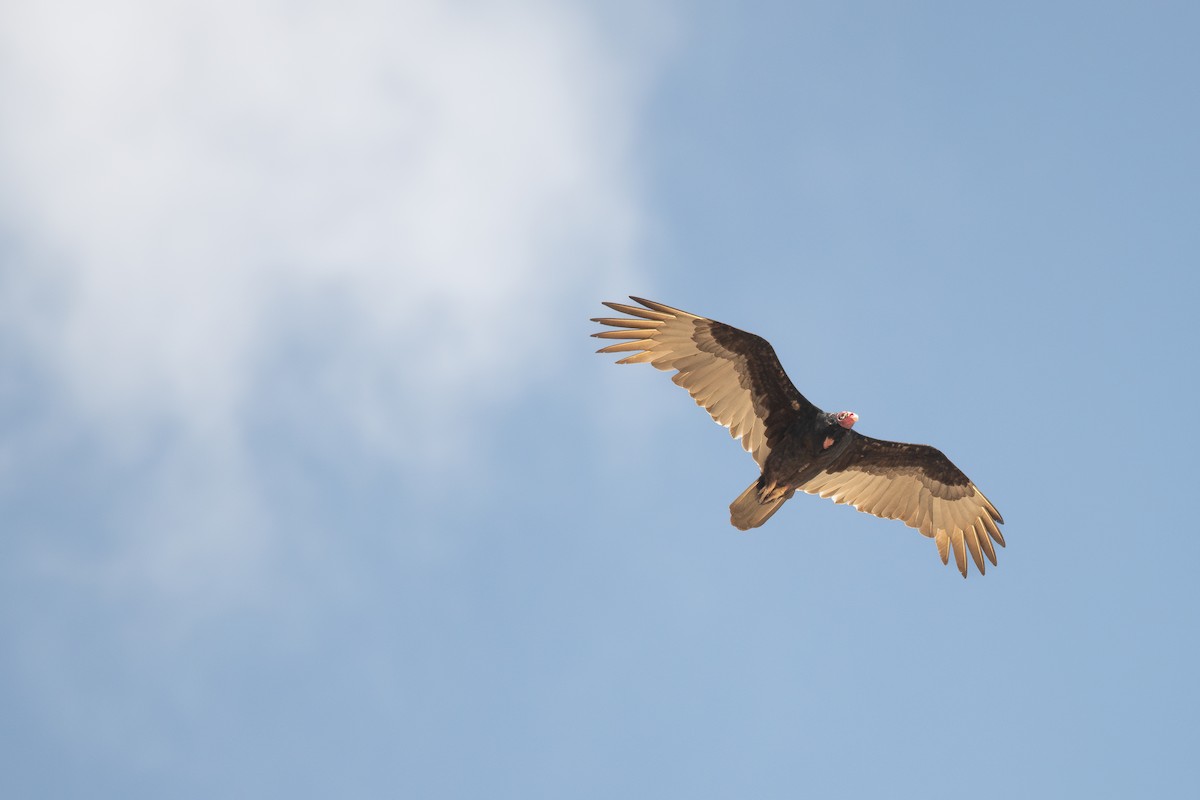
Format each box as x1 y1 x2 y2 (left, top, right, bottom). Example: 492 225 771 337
592 297 1005 578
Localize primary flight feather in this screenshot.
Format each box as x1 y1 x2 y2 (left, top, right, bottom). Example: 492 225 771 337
593 297 1005 578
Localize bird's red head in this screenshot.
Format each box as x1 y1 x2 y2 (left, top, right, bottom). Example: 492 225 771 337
836 411 858 429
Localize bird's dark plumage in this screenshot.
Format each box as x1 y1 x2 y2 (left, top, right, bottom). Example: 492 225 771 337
593 297 1005 578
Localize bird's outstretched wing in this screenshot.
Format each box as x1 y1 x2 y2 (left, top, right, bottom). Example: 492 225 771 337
593 297 817 468
799 433 1005 577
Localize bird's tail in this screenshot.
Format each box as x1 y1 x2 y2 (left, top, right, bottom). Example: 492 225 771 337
729 479 791 530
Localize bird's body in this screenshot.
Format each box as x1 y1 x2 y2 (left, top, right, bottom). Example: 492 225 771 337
593 297 1004 577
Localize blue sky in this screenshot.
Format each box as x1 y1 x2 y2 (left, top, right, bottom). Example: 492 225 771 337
2 1 1198 797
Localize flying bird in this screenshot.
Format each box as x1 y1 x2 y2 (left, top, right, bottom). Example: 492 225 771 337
592 297 1004 578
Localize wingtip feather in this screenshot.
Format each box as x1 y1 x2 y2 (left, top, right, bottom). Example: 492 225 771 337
596 340 651 354
950 529 967 578
601 300 672 321
592 330 649 340
629 296 689 317
964 526 986 576
615 351 658 364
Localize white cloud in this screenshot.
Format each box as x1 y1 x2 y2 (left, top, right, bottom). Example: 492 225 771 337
0 0 664 599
